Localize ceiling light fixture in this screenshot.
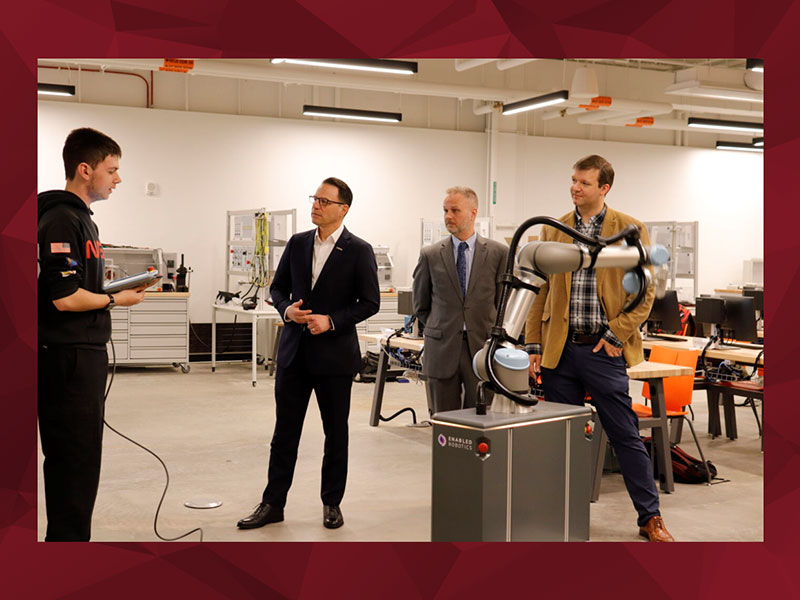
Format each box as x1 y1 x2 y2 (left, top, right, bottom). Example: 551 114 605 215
272 58 417 75
716 141 763 152
502 90 569 116
746 58 764 73
302 105 402 123
664 80 763 103
37 83 76 97
752 137 763 147
687 117 763 134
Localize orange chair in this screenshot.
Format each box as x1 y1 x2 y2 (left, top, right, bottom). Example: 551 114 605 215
633 345 712 485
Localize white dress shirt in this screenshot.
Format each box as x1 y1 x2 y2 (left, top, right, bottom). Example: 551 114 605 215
313 223 345 288
283 223 345 326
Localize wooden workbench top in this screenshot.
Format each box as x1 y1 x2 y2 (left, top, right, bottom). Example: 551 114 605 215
643 336 763 365
627 360 692 380
144 291 190 297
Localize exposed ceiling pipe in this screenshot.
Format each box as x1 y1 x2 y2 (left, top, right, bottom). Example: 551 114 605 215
540 98 761 121
574 98 673 114
473 100 498 115
584 117 757 137
44 58 534 104
577 110 654 126
455 59 495 72
496 59 540 71
38 64 151 107
573 99 673 126
670 103 762 118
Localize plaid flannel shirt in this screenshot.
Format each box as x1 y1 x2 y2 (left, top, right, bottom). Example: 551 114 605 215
527 204 622 355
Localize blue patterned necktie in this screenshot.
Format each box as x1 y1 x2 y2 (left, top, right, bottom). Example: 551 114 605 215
457 241 468 298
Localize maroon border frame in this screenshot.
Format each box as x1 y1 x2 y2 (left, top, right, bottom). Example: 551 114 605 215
3 1 793 597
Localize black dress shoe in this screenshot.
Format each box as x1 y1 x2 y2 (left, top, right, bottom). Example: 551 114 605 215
323 505 343 529
237 503 284 529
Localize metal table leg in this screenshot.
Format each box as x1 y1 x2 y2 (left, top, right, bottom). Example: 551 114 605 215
251 315 257 387
707 385 722 438
369 350 391 427
590 415 607 502
722 391 738 440
648 378 674 493
211 307 217 372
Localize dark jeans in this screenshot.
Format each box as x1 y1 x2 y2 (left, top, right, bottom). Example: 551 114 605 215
262 357 353 509
38 344 108 541
541 339 660 527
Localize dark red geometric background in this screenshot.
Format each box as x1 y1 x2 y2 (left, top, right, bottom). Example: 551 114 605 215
2 0 793 597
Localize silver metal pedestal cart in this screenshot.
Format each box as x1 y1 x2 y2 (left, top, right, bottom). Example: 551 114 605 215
431 403 593 542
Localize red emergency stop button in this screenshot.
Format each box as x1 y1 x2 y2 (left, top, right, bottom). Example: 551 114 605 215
477 442 489 454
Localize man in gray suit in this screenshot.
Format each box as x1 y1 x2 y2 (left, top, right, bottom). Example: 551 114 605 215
412 186 508 414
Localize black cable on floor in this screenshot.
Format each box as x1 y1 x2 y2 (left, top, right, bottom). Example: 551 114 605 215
378 407 418 424
104 338 203 542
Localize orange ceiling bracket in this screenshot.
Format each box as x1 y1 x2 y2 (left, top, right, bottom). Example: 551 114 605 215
160 59 195 73
625 116 655 127
579 96 613 111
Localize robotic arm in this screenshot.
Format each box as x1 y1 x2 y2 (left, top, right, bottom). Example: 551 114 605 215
473 217 669 414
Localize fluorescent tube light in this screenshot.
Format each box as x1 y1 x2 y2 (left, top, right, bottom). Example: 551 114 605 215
302 105 402 123
688 117 763 134
746 59 764 73
502 90 569 115
272 58 417 75
716 141 763 152
38 83 75 97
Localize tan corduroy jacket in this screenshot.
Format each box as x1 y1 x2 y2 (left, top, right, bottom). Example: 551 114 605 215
524 206 655 369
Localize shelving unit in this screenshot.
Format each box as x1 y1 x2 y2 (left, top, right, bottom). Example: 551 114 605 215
226 208 296 305
644 221 699 300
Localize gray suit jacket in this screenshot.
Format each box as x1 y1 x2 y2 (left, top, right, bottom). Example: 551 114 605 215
412 234 508 379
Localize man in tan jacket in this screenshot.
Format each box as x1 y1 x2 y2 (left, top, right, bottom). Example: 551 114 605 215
525 155 674 542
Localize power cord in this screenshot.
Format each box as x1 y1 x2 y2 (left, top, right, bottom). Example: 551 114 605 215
104 338 203 542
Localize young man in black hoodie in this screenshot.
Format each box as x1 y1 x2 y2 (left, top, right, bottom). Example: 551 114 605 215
38 128 150 541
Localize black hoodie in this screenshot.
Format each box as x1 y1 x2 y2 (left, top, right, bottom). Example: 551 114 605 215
38 190 110 346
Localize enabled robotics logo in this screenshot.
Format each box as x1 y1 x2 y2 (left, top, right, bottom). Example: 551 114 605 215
437 434 447 447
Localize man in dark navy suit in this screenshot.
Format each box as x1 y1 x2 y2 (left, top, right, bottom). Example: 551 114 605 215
238 177 379 531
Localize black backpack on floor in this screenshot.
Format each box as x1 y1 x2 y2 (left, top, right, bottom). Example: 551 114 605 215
643 437 718 484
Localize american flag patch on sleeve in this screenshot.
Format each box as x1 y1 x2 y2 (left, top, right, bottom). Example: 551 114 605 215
51 242 71 253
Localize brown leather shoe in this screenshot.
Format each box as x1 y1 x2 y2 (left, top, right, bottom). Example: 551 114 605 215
639 516 675 542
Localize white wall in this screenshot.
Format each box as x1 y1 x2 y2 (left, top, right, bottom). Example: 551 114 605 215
38 102 486 322
38 101 762 322
492 134 763 299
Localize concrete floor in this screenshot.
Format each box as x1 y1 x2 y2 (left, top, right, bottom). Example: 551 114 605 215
38 361 763 542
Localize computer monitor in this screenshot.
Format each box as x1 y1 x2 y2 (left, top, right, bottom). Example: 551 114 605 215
646 289 682 333
397 290 414 316
694 296 725 325
721 295 758 342
742 287 764 313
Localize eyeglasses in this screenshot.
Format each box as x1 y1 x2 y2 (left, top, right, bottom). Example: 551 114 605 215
309 195 346 208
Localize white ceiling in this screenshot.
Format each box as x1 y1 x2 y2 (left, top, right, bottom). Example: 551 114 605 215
37 58 763 150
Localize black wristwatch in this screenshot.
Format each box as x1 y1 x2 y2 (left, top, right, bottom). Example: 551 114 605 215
105 293 116 311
